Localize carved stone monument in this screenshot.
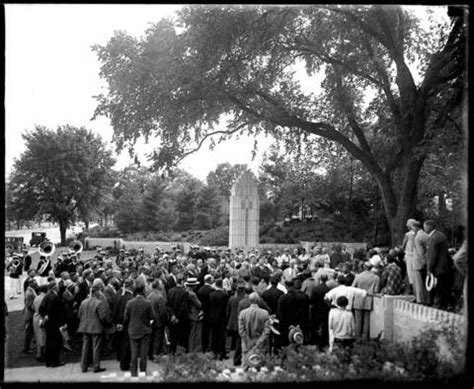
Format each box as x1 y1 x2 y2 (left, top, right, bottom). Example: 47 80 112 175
229 170 260 250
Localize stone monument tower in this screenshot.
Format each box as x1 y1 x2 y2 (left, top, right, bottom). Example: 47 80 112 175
229 170 260 250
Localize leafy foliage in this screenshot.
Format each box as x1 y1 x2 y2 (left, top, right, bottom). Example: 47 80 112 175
8 125 115 244
93 5 466 245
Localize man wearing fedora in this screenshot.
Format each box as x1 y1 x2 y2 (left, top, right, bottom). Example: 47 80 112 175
184 277 202 353
238 292 271 370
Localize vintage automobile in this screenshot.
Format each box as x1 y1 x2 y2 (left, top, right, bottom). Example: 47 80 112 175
29 232 48 247
5 236 25 252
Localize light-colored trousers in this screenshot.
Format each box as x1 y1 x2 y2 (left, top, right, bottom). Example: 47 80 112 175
412 270 428 304
354 309 370 339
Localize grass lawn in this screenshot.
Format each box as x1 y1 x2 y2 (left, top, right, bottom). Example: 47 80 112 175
5 310 83 369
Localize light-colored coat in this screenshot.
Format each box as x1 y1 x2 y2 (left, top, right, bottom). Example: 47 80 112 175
238 304 270 353
78 294 111 334
351 271 380 310
413 229 429 270
24 286 37 321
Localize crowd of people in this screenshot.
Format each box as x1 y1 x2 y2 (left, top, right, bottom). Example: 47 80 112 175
6 218 466 376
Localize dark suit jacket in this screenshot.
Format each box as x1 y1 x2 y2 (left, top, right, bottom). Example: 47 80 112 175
309 283 330 318
277 290 309 333
227 293 245 332
167 285 189 322
197 284 214 318
261 286 284 315
75 280 91 306
115 289 134 326
208 289 228 324
38 291 67 330
124 295 153 339
427 230 453 276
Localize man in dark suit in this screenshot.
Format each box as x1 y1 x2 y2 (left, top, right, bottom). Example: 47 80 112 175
261 275 284 315
78 281 112 373
167 273 190 354
38 280 67 367
197 274 214 352
75 268 94 308
277 279 309 347
424 220 455 309
226 282 246 365
124 279 154 377
208 278 229 360
103 277 120 355
115 278 134 371
309 274 330 349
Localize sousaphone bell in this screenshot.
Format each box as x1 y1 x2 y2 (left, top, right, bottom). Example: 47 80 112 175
69 240 83 255
38 240 56 257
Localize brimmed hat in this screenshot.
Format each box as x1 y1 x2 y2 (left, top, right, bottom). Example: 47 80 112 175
185 277 199 286
288 325 304 344
406 218 420 228
248 349 265 368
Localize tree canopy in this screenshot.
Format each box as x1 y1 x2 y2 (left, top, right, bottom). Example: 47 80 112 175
93 5 467 244
8 125 115 245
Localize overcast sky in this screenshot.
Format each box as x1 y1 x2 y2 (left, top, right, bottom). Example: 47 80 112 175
5 4 275 182
4 4 448 182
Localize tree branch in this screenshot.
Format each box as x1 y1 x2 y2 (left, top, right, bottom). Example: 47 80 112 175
174 123 251 165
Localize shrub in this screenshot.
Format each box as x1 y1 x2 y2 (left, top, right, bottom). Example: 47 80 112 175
198 226 229 246
149 322 465 382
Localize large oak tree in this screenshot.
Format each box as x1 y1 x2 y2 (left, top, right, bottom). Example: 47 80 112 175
9 126 115 245
93 5 466 244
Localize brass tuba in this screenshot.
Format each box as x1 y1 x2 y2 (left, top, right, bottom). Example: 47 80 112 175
38 240 55 257
68 240 83 255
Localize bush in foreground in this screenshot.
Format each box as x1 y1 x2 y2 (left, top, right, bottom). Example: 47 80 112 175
152 322 465 382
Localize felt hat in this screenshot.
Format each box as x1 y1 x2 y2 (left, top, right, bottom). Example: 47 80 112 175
288 325 304 344
248 349 265 368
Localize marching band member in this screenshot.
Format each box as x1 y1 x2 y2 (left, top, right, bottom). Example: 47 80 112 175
37 255 52 286
8 255 23 299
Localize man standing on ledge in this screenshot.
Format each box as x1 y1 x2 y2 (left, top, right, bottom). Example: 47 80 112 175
423 220 454 310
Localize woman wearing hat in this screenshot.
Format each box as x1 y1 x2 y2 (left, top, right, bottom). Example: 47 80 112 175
402 218 420 294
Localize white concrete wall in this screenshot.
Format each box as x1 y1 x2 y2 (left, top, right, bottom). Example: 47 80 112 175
370 295 465 360
84 238 189 254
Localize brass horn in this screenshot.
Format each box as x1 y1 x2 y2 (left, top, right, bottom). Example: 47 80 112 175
69 240 83 255
38 240 55 257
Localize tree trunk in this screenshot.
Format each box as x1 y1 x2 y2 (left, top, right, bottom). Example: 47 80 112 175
59 220 67 246
347 158 354 232
375 155 425 246
85 220 90 230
